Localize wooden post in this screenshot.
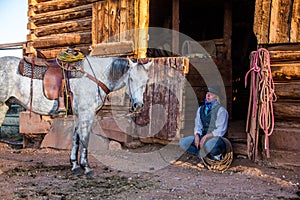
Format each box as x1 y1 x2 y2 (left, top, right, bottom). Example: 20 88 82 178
136 0 149 58
223 0 232 61
172 0 180 55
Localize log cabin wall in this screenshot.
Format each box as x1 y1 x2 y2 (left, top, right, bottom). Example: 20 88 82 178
252 0 300 167
26 0 144 58
27 0 99 58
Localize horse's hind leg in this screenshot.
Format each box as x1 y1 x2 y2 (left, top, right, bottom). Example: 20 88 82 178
70 127 81 174
0 103 9 126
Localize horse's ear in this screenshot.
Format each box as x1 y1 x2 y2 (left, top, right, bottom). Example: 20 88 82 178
143 60 153 71
127 57 137 67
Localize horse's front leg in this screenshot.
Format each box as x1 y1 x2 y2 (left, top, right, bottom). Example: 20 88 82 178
70 126 81 174
78 118 93 176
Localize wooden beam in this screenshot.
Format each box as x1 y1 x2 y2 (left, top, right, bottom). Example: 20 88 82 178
33 18 92 37
32 32 91 49
269 0 291 43
136 0 149 58
253 0 271 44
275 81 300 99
291 0 300 42
223 0 232 61
270 50 300 61
273 100 300 120
32 0 99 14
90 41 134 57
172 0 180 55
0 42 26 49
29 4 92 25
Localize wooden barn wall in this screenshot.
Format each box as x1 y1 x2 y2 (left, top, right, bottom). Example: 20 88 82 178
254 0 300 44
253 0 300 167
27 0 138 58
135 57 188 140
96 57 188 143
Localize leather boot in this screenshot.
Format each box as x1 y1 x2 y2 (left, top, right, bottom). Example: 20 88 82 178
53 80 67 116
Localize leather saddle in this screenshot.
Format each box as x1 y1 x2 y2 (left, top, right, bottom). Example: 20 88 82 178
18 57 84 100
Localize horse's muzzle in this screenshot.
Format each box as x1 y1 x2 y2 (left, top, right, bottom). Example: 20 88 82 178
131 102 144 113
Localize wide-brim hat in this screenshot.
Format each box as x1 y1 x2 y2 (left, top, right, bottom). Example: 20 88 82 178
207 85 224 99
200 136 233 171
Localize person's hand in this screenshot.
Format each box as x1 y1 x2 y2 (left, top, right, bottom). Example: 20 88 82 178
200 133 213 148
194 134 201 149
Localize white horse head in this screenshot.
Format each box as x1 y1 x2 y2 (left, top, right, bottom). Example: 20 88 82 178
127 59 153 113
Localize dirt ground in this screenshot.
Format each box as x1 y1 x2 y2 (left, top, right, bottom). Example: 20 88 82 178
0 142 299 200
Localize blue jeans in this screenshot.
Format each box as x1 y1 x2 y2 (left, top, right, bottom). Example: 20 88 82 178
179 136 200 157
179 136 226 159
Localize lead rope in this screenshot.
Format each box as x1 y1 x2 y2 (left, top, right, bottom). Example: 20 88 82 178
245 48 277 158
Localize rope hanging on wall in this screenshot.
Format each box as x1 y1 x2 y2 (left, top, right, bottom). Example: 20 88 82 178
245 48 277 158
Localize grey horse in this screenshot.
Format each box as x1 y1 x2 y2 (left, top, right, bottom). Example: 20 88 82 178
0 56 152 175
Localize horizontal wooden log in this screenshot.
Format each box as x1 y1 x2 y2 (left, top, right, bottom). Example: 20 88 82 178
261 149 300 168
273 100 300 120
36 45 90 59
275 81 300 99
0 42 26 49
29 4 92 25
268 127 300 151
32 18 92 37
32 32 91 49
267 44 300 51
271 62 300 81
270 50 300 61
90 41 134 57
32 0 99 14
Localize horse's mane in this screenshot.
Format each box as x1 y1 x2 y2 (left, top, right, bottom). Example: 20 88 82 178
108 58 130 82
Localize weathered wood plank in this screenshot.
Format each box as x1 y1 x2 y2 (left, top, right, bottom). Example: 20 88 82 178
290 0 300 42
273 100 300 120
90 41 134 57
275 81 300 99
270 50 300 61
99 1 109 44
261 149 300 167
223 0 232 61
92 1 109 45
92 2 98 46
253 0 271 44
269 0 292 43
36 45 90 59
172 0 180 55
32 32 91 49
136 0 150 58
108 0 120 42
29 4 92 25
32 0 99 14
33 18 91 37
120 0 128 41
268 44 300 51
271 62 300 80
269 127 300 151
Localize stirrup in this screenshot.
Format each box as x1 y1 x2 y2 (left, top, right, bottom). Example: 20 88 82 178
52 109 67 117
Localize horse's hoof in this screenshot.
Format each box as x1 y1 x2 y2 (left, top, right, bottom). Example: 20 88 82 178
85 171 94 178
72 167 82 175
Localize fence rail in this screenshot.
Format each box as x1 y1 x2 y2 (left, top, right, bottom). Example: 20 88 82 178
0 42 26 50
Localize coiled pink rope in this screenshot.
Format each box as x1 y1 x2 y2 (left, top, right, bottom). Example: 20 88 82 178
245 48 277 158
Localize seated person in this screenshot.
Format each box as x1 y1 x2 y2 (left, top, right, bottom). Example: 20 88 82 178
179 86 229 159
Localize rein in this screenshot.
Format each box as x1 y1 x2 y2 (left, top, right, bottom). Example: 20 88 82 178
245 48 277 158
56 58 110 95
